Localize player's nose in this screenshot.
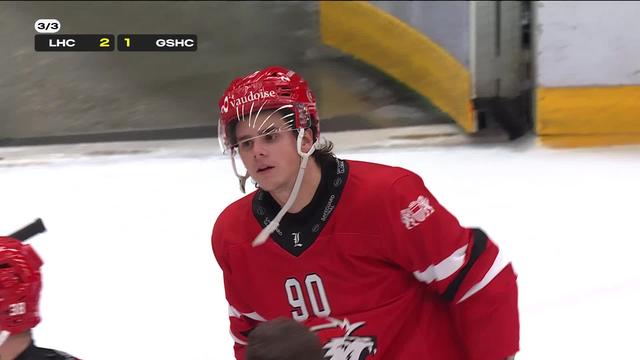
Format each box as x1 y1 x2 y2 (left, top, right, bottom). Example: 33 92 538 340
252 139 268 159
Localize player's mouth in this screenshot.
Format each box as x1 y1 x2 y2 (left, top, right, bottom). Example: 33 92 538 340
257 165 275 174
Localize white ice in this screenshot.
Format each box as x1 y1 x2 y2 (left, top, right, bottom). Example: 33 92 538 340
1 132 639 360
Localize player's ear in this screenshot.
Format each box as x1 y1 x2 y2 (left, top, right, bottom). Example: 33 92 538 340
300 128 314 152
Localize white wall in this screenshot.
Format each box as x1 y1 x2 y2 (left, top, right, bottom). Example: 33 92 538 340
536 1 640 87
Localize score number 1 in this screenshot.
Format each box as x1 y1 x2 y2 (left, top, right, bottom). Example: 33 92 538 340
117 35 133 50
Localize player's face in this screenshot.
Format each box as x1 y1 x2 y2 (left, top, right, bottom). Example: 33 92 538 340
234 112 313 194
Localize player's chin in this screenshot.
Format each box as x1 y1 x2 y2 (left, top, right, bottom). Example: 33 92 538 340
253 176 274 192
253 170 276 186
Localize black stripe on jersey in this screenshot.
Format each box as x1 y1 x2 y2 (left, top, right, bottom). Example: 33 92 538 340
442 228 488 302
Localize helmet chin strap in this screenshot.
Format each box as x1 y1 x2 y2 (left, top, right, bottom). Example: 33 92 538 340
230 149 250 193
252 129 317 247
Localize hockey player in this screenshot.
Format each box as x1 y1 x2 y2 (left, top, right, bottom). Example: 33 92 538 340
211 66 519 360
0 229 79 359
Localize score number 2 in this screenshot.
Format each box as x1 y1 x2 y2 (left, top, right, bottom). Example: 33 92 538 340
99 37 110 48
285 274 331 321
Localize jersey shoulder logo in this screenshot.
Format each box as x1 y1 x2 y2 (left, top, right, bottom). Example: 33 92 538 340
400 195 435 230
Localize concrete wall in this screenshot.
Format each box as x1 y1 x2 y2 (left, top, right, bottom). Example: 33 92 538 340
1 1 453 145
0 1 324 140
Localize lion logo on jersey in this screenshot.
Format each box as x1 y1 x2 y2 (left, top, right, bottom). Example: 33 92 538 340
400 195 435 230
309 318 377 360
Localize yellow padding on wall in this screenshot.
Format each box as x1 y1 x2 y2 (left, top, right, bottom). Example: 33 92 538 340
320 1 474 133
537 86 640 136
540 134 640 148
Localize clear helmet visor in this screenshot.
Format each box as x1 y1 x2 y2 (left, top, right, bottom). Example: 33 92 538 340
218 103 296 155
218 104 298 193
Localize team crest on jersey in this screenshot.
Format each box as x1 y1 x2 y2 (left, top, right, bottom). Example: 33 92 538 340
309 318 377 360
400 195 435 230
292 232 303 247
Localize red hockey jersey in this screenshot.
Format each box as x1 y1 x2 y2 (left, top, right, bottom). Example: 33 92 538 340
212 159 519 360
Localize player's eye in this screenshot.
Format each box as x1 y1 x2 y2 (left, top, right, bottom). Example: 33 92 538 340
264 132 279 142
239 139 253 150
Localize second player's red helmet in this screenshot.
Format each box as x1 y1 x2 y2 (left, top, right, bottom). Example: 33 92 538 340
0 236 42 335
217 66 319 153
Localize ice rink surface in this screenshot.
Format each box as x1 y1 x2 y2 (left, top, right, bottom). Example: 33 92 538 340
1 132 639 359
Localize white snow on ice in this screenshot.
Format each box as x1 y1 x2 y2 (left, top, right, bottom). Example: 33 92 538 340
1 134 639 359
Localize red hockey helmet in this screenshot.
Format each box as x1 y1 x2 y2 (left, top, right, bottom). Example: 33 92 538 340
0 237 42 335
217 66 319 153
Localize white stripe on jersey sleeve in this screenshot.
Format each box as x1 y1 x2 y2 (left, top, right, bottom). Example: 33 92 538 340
230 330 248 346
229 305 242 318
457 249 510 304
413 245 468 284
243 311 267 322
229 305 267 322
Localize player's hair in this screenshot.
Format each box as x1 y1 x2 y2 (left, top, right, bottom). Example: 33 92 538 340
246 318 323 360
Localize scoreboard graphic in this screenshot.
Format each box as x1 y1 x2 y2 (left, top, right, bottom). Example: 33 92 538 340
34 19 197 52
